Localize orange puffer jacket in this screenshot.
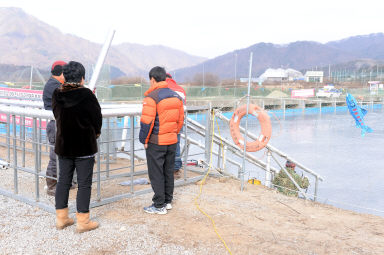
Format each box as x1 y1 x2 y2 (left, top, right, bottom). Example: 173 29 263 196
139 81 184 145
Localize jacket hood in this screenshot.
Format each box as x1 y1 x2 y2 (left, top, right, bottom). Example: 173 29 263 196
54 87 91 108
144 81 168 96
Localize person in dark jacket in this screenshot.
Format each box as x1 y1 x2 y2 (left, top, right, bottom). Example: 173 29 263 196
42 60 66 196
53 61 102 233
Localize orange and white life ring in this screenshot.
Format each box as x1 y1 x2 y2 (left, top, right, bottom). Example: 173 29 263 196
230 104 271 152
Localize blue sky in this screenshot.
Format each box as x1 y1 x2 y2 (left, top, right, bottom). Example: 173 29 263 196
1 0 383 58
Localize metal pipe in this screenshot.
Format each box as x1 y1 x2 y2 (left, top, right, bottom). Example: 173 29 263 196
180 133 242 169
314 177 319 202
88 29 116 92
38 118 42 173
241 52 253 191
33 118 39 201
113 117 117 162
7 114 10 162
130 116 135 194
22 115 26 167
183 111 189 180
205 104 211 166
97 140 101 201
186 119 278 173
106 117 110 178
12 115 18 194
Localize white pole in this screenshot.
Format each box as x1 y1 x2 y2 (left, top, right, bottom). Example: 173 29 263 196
120 116 129 150
29 66 33 90
241 52 253 191
88 29 115 92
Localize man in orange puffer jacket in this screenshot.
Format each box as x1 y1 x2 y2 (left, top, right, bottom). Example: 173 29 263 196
139 66 184 214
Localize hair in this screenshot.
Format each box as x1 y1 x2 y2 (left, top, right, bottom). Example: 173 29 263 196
149 66 166 82
63 61 85 83
51 65 64 76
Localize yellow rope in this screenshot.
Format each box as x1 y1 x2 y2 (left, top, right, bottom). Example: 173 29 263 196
194 112 233 255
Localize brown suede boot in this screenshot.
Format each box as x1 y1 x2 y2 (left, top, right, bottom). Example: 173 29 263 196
56 208 74 230
76 212 99 233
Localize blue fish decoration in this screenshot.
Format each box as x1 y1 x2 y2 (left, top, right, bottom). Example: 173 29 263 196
346 93 373 136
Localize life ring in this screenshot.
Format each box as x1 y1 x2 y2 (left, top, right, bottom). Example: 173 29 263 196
230 104 271 152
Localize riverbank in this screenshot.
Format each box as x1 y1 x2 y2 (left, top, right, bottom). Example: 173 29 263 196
1 177 384 255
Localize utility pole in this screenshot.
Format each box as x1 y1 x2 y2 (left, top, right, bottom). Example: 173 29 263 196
234 53 237 97
29 66 33 90
203 63 205 88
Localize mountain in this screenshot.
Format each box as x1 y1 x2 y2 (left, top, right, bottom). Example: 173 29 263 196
174 33 384 82
114 43 205 72
326 33 384 60
0 7 205 77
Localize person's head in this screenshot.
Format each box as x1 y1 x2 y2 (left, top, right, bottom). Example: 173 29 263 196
63 61 85 85
51 60 66 83
149 66 166 87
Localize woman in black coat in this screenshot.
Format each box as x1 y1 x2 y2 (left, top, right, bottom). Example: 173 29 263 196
52 61 102 233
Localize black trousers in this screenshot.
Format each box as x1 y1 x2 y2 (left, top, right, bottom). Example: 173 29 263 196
55 156 94 213
146 143 176 208
46 120 57 178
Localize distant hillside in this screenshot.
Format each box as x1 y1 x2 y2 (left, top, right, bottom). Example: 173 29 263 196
326 33 384 60
0 7 205 77
174 33 384 82
0 64 49 82
114 43 205 72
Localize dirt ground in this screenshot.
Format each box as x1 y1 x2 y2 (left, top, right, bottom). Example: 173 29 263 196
1 143 384 254
93 177 384 255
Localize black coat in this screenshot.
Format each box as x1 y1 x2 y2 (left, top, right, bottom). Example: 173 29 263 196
52 87 102 157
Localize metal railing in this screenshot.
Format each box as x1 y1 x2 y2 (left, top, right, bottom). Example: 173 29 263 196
0 100 327 214
0 105 212 213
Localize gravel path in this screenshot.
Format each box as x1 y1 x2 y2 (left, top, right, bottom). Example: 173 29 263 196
0 193 215 255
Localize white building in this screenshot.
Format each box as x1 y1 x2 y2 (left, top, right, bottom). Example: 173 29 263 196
304 71 323 83
259 68 304 82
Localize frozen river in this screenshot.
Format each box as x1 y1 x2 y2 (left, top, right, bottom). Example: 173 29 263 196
210 105 384 216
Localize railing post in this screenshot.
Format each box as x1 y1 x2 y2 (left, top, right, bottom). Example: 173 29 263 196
205 104 212 167
217 143 222 169
314 176 319 202
6 113 10 162
106 117 110 178
183 110 189 180
265 150 272 188
130 115 135 194
33 118 39 201
113 117 117 162
96 139 101 202
222 145 227 171
22 115 26 167
38 118 42 173
12 115 18 194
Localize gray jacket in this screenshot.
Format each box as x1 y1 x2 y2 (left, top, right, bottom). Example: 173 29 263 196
43 77 61 110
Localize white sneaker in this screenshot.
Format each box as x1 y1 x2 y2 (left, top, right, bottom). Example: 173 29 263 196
143 205 167 215
166 203 172 210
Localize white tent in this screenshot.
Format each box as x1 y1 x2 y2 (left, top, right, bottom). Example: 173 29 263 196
259 68 304 82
